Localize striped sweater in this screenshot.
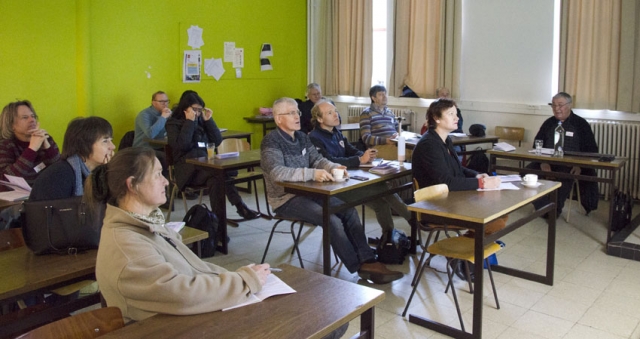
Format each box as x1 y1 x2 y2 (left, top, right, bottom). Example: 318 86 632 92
359 104 399 146
260 128 339 210
0 137 60 185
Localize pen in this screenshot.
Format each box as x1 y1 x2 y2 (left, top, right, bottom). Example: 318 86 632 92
269 268 282 272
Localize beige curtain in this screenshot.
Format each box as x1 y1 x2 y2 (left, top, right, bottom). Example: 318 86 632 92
321 0 372 97
389 0 461 99
617 0 640 112
559 0 621 109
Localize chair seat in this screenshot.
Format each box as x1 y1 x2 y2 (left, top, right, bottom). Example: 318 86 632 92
427 237 501 264
227 169 264 185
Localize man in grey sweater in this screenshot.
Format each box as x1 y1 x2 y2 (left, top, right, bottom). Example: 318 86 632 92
260 97 403 284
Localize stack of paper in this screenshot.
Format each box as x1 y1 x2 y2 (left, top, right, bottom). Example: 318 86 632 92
215 152 239 159
493 142 516 152
369 162 397 175
0 175 31 201
223 273 296 311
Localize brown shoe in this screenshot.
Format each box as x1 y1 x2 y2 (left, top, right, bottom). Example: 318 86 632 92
358 262 403 284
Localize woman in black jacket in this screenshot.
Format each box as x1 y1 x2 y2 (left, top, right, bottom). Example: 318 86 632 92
165 90 259 220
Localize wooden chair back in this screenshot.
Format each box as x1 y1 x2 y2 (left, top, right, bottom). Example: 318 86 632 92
0 228 25 252
15 307 124 339
494 126 525 146
217 138 250 153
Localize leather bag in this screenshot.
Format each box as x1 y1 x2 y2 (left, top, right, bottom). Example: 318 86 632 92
21 196 105 255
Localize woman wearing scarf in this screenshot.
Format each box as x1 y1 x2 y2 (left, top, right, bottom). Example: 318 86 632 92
29 117 115 201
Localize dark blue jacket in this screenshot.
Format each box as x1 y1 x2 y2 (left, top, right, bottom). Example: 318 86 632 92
308 126 362 169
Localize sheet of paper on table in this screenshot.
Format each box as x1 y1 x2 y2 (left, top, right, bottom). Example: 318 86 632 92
496 174 522 182
477 182 520 191
528 148 555 155
223 273 296 311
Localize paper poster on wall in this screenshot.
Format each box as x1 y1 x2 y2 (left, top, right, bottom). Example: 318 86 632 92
204 57 225 81
233 48 244 68
260 58 272 71
260 43 273 58
224 42 235 62
183 50 201 83
187 25 204 49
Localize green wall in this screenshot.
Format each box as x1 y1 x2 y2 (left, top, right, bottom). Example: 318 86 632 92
0 0 307 148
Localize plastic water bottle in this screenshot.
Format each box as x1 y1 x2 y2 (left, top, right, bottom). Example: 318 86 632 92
553 121 565 157
397 120 405 164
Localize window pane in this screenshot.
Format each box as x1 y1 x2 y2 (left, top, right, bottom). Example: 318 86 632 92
372 0 387 87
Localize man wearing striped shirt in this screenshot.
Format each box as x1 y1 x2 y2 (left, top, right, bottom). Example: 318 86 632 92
359 85 399 159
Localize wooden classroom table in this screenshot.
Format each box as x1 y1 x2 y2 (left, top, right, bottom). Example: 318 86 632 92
146 129 253 149
101 264 385 339
244 116 276 136
278 163 413 275
407 180 561 339
186 149 265 254
487 147 628 248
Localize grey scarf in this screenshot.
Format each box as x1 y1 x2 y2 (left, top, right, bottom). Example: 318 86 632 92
65 154 91 196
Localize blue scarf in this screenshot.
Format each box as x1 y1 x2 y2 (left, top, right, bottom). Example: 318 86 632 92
66 154 91 196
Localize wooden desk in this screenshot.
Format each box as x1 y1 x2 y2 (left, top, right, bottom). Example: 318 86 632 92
244 116 275 137
487 147 628 247
397 133 499 152
186 149 263 254
101 264 384 339
407 180 561 339
147 130 253 149
278 164 413 275
179 226 208 257
0 248 99 337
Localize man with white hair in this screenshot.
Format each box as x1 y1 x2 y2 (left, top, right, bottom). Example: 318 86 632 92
261 97 403 284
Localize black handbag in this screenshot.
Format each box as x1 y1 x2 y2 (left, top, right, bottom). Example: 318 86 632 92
21 196 105 255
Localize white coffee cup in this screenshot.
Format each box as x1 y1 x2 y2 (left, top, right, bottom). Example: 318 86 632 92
523 174 538 185
331 168 344 181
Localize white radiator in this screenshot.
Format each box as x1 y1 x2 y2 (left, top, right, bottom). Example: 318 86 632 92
589 120 640 200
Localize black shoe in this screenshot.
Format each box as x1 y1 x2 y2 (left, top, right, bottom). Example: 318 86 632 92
236 203 260 220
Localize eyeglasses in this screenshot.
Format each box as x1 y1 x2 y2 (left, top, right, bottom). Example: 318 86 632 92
549 102 570 109
278 110 302 117
191 106 204 114
154 100 170 104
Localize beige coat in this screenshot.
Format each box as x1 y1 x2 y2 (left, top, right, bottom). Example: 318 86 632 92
96 205 262 322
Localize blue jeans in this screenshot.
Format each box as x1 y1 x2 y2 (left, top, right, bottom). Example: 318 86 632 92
274 196 375 273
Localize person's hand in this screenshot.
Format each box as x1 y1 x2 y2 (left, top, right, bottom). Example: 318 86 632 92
202 108 213 121
482 176 501 189
336 165 349 178
314 169 333 182
27 124 50 151
541 163 551 172
248 263 271 286
475 173 490 179
161 107 172 119
185 107 197 121
359 149 376 164
570 166 581 175
385 133 399 145
104 150 115 164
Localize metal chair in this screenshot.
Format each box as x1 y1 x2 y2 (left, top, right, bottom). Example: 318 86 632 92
164 143 206 221
15 307 124 339
566 179 582 222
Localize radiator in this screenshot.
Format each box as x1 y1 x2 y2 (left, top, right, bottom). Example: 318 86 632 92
588 120 640 200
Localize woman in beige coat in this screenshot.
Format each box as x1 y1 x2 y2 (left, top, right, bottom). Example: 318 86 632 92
87 147 269 322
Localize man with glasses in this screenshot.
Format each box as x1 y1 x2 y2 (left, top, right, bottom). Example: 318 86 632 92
261 97 403 284
526 92 599 217
134 91 172 174
308 100 412 237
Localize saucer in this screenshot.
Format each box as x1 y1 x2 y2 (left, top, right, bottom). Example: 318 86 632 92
334 178 346 182
521 182 542 188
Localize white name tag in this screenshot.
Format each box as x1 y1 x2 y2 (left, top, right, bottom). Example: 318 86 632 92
566 131 574 137
34 162 46 173
197 142 206 148
302 148 306 156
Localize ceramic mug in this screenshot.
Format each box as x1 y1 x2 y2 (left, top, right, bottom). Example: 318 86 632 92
523 174 538 185
331 168 345 181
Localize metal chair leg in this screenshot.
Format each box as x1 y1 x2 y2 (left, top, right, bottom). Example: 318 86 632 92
261 219 286 264
446 259 465 332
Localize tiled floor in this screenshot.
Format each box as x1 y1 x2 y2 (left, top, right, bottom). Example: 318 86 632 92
167 186 640 339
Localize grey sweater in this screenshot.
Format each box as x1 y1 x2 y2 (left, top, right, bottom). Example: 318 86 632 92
260 129 339 210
